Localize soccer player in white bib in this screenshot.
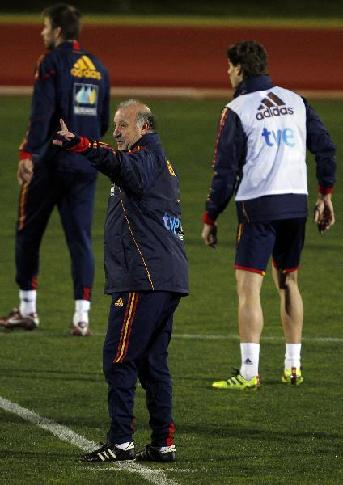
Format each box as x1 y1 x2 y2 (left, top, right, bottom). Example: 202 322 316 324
201 40 336 389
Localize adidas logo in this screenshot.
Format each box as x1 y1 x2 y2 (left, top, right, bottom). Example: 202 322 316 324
114 298 124 307
71 55 101 80
256 92 294 120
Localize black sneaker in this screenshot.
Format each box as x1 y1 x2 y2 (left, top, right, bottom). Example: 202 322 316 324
136 444 176 462
81 442 135 462
0 308 39 331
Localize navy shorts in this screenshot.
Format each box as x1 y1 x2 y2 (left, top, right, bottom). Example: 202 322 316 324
235 218 306 275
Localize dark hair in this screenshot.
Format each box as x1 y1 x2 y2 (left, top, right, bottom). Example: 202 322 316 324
42 3 81 40
227 41 268 79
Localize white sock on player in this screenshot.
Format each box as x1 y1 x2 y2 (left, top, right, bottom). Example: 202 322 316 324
240 343 260 380
284 343 301 370
73 299 90 326
19 289 37 316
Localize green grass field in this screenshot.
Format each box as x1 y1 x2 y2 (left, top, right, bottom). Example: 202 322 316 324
0 96 342 484
1 14 343 28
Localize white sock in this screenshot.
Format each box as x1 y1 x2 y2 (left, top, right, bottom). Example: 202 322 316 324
115 441 134 450
159 445 175 452
19 290 37 316
73 299 90 326
285 343 301 370
240 343 260 380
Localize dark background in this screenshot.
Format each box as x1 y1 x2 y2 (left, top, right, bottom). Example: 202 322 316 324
1 0 343 18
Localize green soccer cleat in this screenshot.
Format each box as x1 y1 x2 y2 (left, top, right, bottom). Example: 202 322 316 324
282 367 303 385
212 370 260 390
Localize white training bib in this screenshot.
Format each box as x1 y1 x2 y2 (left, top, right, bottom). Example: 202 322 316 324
227 86 308 201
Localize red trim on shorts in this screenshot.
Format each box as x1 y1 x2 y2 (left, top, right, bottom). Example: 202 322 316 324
234 264 265 276
31 276 38 289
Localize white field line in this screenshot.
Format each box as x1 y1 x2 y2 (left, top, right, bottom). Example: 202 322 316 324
1 85 343 99
88 467 198 473
1 331 341 343
0 396 178 485
92 332 341 343
172 334 343 343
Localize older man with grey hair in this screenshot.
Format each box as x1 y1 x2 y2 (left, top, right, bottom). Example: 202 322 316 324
54 99 189 462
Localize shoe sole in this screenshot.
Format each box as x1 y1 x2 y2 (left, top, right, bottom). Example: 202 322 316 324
81 456 135 462
212 385 259 390
282 378 303 385
1 321 37 331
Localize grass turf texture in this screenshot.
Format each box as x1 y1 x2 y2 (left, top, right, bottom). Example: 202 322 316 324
0 97 342 483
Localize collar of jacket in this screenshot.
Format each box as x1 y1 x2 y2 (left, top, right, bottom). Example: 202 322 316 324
234 75 274 97
130 132 162 151
56 40 81 51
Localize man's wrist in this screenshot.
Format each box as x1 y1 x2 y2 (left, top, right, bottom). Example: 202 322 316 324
318 186 333 199
19 150 32 161
67 136 91 153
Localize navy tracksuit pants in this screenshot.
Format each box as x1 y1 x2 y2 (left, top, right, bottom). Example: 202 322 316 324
103 291 181 446
15 163 96 300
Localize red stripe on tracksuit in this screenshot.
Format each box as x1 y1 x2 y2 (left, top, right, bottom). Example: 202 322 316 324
166 421 176 446
114 293 139 363
82 287 92 301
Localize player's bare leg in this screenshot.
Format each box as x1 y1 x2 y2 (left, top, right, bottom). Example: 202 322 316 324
273 267 304 384
212 270 263 389
273 268 303 343
236 269 264 343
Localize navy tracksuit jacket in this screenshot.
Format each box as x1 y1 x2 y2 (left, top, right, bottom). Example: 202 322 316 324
68 131 188 445
17 41 109 300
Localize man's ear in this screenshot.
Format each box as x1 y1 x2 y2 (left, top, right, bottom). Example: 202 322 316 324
55 26 63 41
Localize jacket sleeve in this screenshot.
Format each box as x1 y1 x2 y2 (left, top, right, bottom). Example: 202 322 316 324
100 68 110 137
72 139 161 194
303 98 336 193
205 107 246 221
20 54 57 156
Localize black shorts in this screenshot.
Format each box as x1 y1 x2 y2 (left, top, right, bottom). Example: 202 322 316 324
234 218 306 275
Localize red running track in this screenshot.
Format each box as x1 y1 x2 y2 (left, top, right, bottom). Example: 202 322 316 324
1 23 343 90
